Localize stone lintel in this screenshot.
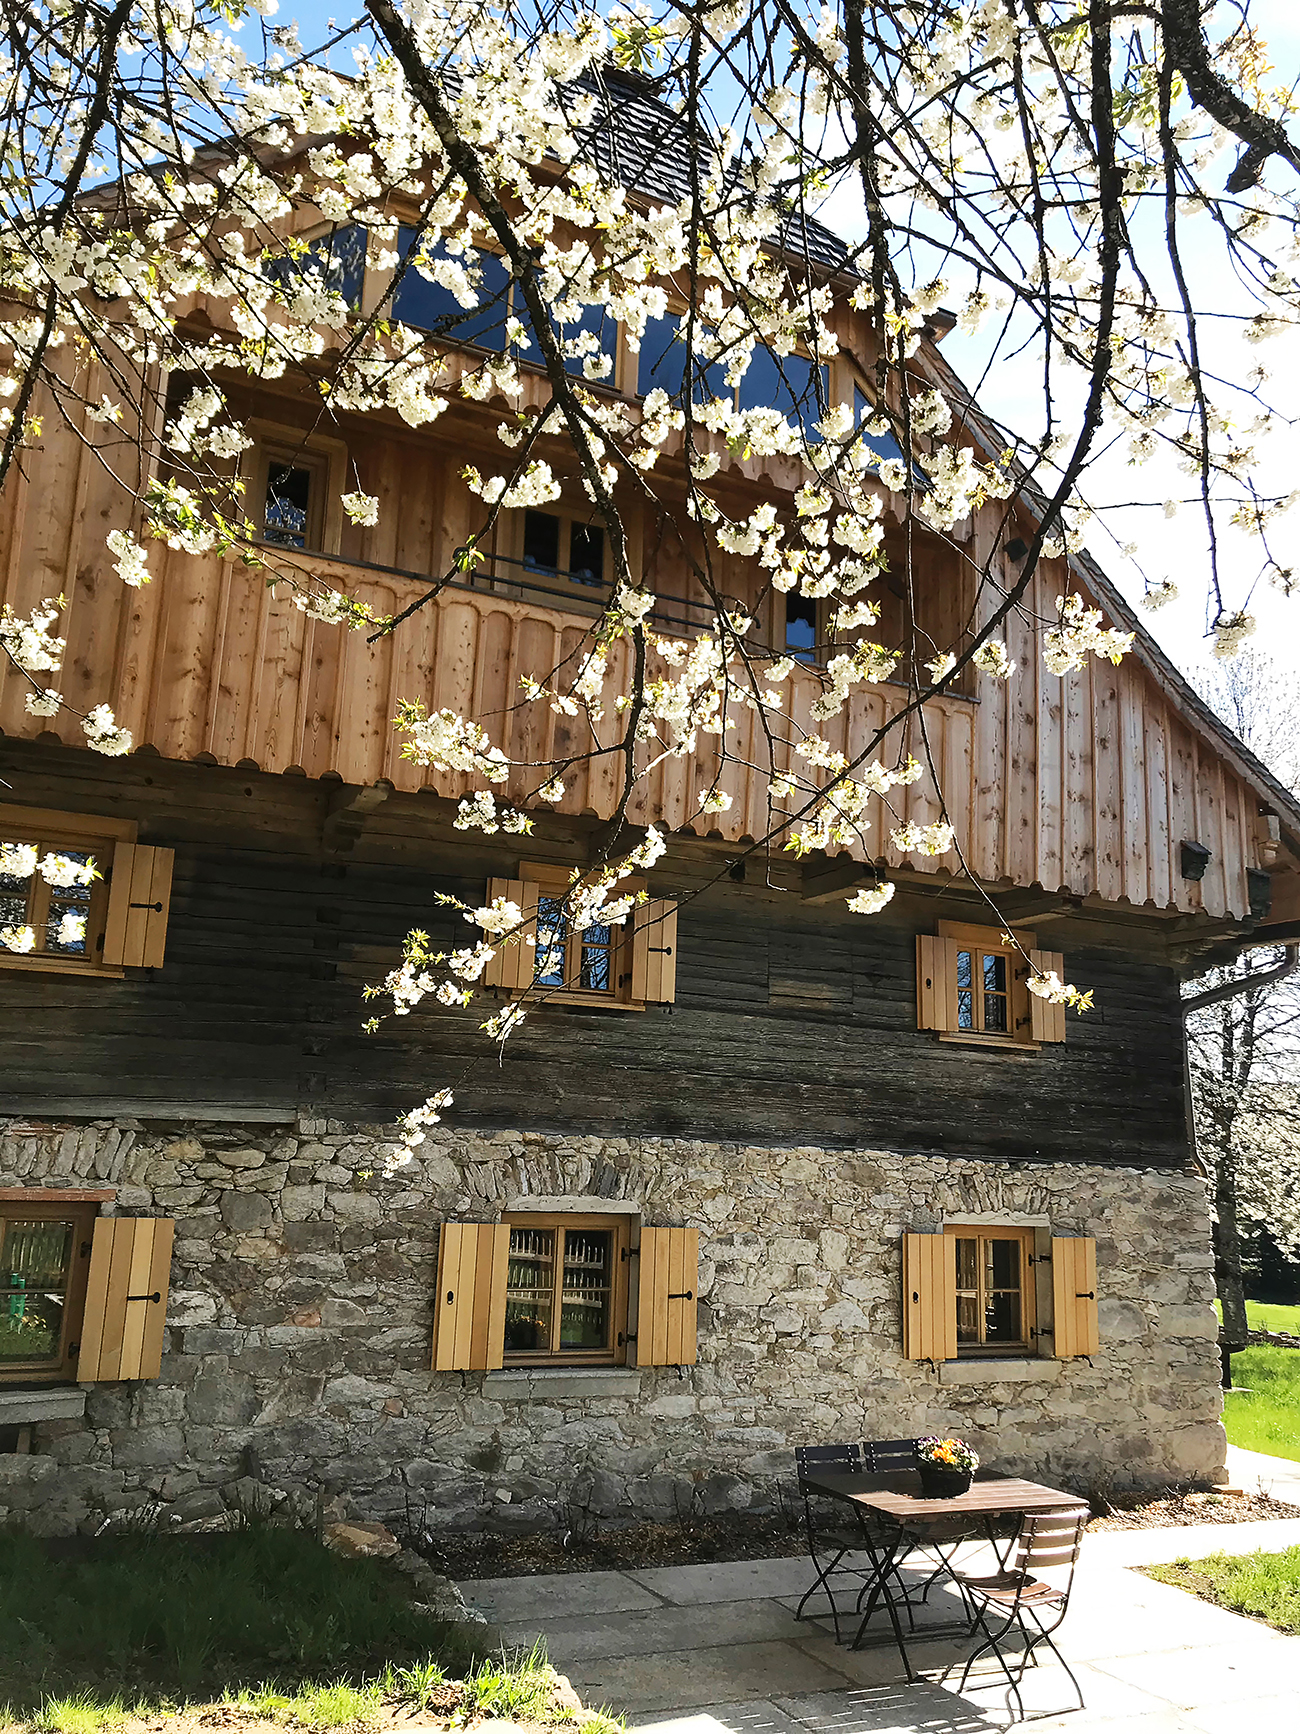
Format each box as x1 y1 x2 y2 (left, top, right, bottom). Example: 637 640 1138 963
0 1385 88 1423
938 1357 1064 1385
503 1195 640 1215
482 1368 642 1400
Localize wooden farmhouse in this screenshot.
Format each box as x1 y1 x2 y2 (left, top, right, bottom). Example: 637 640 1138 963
2 73 1298 1532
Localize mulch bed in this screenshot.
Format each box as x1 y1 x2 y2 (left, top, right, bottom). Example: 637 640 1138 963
1087 1488 1300 1530
424 1511 810 1579
424 1488 1300 1579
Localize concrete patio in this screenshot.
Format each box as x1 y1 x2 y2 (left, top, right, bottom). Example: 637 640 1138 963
459 1513 1300 1732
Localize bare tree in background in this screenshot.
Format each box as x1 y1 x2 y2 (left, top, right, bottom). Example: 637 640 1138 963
1186 649 1300 1378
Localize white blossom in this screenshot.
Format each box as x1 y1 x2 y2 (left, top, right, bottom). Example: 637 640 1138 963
81 705 133 757
847 882 896 914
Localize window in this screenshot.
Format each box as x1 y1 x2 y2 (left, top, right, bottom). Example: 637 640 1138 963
636 311 828 438
518 508 606 593
392 229 619 380
481 871 678 1008
1 834 107 964
916 924 1065 1047
947 1225 1036 1353
0 1200 97 1383
256 443 328 551
853 380 907 471
902 1229 1098 1364
0 805 172 975
784 593 819 662
265 223 367 315
527 861 633 1002
956 939 1011 1035
247 426 347 557
503 1216 632 1365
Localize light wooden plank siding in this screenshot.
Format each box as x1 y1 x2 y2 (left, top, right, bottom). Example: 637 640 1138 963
0 405 1273 919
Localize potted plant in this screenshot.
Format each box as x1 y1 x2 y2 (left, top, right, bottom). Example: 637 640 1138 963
914 1436 979 1498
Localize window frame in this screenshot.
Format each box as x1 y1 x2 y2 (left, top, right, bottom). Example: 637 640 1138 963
936 921 1037 1050
501 1212 632 1367
499 507 612 609
0 1197 100 1384
944 1223 1038 1357
522 861 645 1009
245 421 347 558
0 804 136 978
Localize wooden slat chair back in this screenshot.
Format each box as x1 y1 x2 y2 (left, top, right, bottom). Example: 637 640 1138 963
955 1506 1090 1721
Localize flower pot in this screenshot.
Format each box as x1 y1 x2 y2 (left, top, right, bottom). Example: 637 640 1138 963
915 1461 972 1499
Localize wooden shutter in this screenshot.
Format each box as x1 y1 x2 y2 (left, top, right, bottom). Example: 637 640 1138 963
636 1225 698 1366
431 1222 510 1371
1052 1236 1099 1357
77 1217 174 1381
916 934 960 1031
902 1232 957 1361
630 899 678 1003
1028 949 1067 1043
101 843 174 968
480 878 539 992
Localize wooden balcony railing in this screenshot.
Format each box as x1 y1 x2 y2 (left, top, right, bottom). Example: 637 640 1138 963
0 532 1266 917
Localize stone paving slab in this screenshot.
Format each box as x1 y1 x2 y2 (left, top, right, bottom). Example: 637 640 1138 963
626 1559 828 1606
560 1639 863 1717
457 1568 665 1625
1223 1443 1300 1503
499 1596 810 1663
461 1521 1300 1731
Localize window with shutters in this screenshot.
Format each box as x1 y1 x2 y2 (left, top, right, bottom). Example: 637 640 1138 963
502 1215 632 1366
0 1199 97 1383
0 805 174 976
902 1229 1098 1364
431 1216 699 1372
916 922 1066 1049
483 864 678 1010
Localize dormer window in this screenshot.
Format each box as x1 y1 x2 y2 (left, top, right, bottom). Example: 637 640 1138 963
392 230 619 380
265 223 367 315
637 311 827 439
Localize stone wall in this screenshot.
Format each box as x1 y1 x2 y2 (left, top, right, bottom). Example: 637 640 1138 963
0 1118 1226 1536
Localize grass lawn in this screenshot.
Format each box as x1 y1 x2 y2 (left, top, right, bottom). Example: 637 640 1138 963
0 1524 616 1734
1224 1341 1300 1465
1244 1300 1300 1335
1148 1546 1300 1635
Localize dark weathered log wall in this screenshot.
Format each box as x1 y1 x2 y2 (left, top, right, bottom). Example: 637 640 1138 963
0 743 1188 1167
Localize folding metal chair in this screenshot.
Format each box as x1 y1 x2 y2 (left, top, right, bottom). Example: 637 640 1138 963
864 1436 968 1608
952 1505 1090 1721
792 1443 871 1641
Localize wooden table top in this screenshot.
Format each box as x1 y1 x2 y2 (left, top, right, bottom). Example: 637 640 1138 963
804 1468 1086 1523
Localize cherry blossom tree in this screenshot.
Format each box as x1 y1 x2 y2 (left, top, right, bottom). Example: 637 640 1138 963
1 1 1298 1138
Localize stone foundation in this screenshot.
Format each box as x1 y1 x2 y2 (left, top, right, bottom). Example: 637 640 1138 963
0 1119 1226 1535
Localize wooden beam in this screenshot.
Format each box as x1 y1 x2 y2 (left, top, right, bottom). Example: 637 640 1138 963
801 859 872 904
322 782 391 853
